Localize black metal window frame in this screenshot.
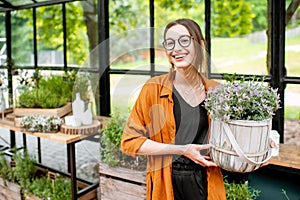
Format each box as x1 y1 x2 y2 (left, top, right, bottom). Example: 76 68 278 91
1 0 299 143
99 0 295 143
0 0 78 12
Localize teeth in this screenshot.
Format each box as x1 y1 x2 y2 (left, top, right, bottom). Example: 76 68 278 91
175 55 184 59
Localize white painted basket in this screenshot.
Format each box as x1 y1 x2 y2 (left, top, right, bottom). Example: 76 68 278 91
209 119 272 173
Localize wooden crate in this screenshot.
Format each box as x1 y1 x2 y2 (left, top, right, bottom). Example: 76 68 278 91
0 178 22 200
0 179 45 200
99 162 146 200
24 194 42 200
77 181 98 200
13 103 72 118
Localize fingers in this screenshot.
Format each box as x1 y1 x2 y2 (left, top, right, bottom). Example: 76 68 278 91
197 158 217 167
201 144 212 149
270 139 276 148
195 156 217 167
261 161 269 167
203 155 212 160
184 144 217 167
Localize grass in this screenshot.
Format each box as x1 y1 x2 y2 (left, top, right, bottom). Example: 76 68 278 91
211 37 267 69
211 35 300 76
285 106 300 120
285 51 300 76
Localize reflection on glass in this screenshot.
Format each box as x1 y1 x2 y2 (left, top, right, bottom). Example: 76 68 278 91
110 74 150 114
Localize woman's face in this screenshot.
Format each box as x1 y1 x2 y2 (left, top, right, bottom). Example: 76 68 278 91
164 24 195 69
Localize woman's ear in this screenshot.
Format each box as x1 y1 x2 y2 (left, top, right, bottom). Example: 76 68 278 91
200 39 205 47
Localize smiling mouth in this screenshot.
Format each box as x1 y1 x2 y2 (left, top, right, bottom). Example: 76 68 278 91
173 54 187 59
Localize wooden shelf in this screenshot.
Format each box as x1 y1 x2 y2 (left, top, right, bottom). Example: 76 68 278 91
0 111 108 200
0 114 110 144
0 119 94 144
269 144 300 170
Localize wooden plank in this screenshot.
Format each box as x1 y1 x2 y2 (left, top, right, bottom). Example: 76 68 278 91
99 162 146 184
0 108 13 120
270 144 300 169
77 179 98 200
100 177 146 200
0 119 83 143
0 178 21 193
0 187 21 200
0 178 22 200
24 194 42 200
0 119 99 144
13 103 72 118
99 162 146 200
78 190 98 200
61 120 101 135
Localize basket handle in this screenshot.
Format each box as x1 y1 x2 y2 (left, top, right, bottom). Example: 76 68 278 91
222 122 272 166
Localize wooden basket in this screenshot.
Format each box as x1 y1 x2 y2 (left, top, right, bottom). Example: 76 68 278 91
209 119 272 173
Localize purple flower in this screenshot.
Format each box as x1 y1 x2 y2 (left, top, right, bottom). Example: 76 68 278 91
205 80 281 121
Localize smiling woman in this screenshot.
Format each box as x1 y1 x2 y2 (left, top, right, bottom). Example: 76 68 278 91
121 18 226 200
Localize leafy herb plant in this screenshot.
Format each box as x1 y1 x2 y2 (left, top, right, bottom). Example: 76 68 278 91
0 150 36 188
27 174 71 200
224 178 260 200
16 72 75 108
100 110 146 170
0 150 72 199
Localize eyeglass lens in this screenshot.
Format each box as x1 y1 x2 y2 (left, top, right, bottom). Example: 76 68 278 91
163 35 192 50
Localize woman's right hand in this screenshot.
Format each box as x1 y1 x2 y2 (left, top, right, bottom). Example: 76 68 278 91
137 140 217 167
183 144 217 167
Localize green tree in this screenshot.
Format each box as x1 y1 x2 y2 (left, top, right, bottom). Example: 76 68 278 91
21 3 88 66
155 0 206 31
212 0 254 37
158 0 195 11
80 0 139 52
10 0 140 67
246 0 268 32
109 0 138 33
0 11 32 65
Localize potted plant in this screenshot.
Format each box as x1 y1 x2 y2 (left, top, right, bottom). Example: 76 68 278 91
99 111 146 200
13 71 75 117
0 151 23 199
19 115 63 133
224 177 261 200
204 76 280 173
0 150 87 200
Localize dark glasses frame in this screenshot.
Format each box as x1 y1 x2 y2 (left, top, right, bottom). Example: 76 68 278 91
162 35 194 50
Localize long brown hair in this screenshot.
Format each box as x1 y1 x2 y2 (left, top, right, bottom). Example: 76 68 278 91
163 18 208 78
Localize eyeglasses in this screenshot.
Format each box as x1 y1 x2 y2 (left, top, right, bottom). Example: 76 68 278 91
162 35 193 51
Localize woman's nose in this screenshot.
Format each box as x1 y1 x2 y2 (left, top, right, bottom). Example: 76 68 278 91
173 40 182 51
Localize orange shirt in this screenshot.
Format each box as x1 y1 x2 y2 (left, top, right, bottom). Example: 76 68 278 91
121 73 226 200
